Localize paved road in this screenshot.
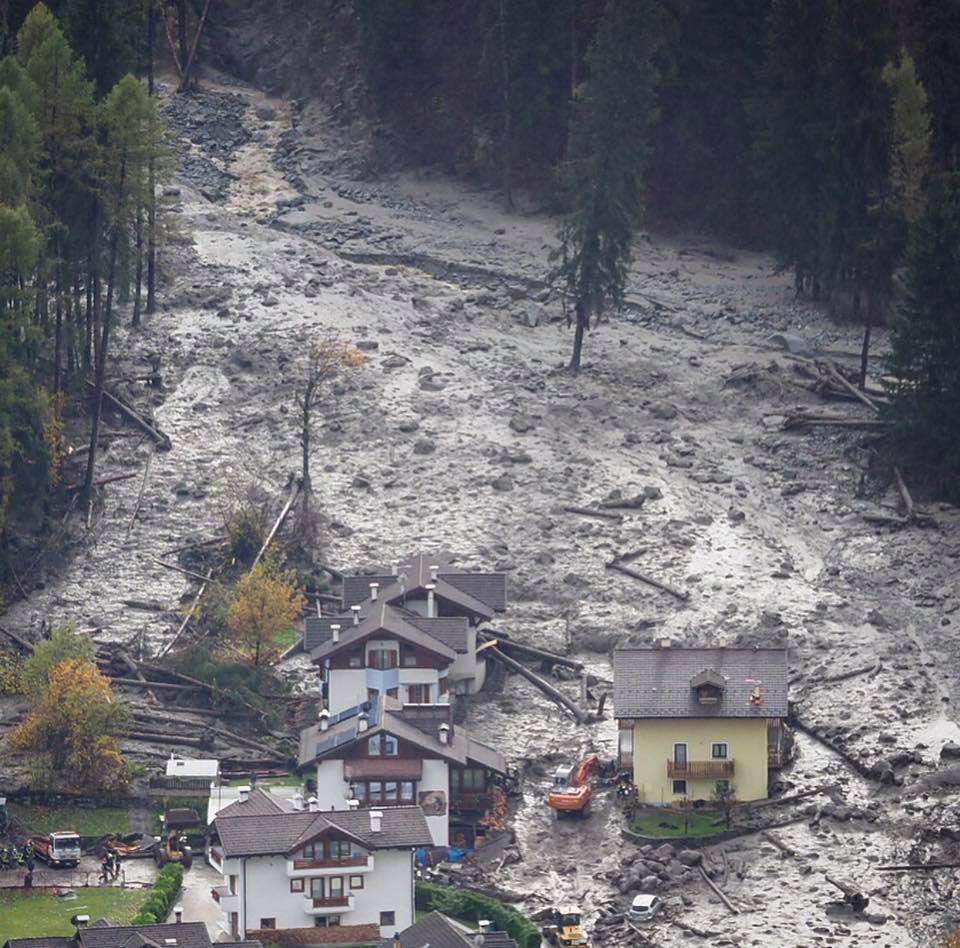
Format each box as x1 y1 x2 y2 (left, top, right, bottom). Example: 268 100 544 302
172 859 227 940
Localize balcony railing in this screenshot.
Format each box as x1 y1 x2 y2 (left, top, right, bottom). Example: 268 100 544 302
666 760 735 778
768 750 784 769
311 896 350 908
302 893 354 915
450 791 489 813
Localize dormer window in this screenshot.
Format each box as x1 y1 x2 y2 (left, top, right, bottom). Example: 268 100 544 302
690 669 726 705
367 733 398 756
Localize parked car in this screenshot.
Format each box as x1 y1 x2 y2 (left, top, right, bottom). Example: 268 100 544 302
628 893 662 922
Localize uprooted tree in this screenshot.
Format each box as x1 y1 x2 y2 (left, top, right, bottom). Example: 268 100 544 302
295 337 367 545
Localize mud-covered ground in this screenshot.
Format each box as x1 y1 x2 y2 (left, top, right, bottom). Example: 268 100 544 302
3 74 960 946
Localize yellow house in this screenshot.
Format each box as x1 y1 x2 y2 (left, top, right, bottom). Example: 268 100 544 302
613 645 789 805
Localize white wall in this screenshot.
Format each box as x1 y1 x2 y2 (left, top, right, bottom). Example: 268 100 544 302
315 760 349 810
326 668 368 715
224 848 415 937
420 759 450 847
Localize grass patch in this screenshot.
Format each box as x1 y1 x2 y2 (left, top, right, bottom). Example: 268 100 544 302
274 626 300 650
630 809 729 838
0 888 144 941
10 804 130 837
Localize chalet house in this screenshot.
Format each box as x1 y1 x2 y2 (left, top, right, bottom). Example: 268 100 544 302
299 695 506 849
207 788 431 942
305 554 507 704
613 645 789 804
4 920 255 948
383 913 517 948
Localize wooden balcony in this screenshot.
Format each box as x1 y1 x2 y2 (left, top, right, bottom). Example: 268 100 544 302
311 896 350 908
292 856 368 870
450 791 489 814
666 759 735 779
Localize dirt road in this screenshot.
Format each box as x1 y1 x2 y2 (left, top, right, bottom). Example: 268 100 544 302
3 75 959 946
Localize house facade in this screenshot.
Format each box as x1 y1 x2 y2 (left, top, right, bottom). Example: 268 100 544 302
613 645 789 804
299 696 506 849
305 554 507 702
208 788 430 941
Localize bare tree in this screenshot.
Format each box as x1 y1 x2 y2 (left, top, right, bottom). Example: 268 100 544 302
712 781 738 828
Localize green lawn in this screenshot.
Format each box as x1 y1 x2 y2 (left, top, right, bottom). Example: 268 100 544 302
630 809 729 838
274 626 300 650
0 888 145 941
11 804 131 837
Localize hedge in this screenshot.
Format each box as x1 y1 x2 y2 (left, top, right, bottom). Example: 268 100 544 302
415 881 540 948
132 863 185 924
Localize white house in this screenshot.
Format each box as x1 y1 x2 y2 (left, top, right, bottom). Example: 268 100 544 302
165 756 220 782
298 696 506 849
304 554 508 700
208 788 430 942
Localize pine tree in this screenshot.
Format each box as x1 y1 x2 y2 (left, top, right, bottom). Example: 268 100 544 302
552 0 664 373
886 173 960 498
60 0 143 98
0 84 38 204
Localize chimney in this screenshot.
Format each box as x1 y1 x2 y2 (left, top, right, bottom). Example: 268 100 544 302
392 935 401 948
163 940 177 947
476 920 491 945
351 605 361 626
438 722 450 745
292 791 304 811
308 796 319 812
348 799 360 810
659 637 672 649
429 564 439 581
358 712 369 733
319 708 330 731
425 583 436 618
71 916 90 933
369 582 379 601
173 906 183 924
237 785 251 803
369 809 383 833
331 623 341 644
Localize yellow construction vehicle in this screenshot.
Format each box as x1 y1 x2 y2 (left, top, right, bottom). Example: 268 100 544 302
541 905 588 947
154 808 198 869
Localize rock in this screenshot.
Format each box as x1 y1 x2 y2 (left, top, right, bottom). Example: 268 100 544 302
381 354 407 369
419 377 446 391
491 476 514 492
642 485 663 501
677 850 703 867
652 843 675 862
413 439 436 455
509 415 537 434
639 875 660 892
351 475 371 489
262 295 279 307
647 401 678 420
356 340 379 351
727 507 746 523
866 608 892 629
941 742 960 760
397 419 420 433
767 332 816 357
255 104 277 121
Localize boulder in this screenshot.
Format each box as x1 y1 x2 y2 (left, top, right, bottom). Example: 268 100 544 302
652 843 675 862
677 849 703 867
509 415 537 434
767 332 816 357
639 875 660 892
413 439 436 455
941 742 960 760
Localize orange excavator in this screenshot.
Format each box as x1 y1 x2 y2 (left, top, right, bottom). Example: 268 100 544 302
547 753 600 817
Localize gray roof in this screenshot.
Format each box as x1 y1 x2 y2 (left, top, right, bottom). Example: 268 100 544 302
299 700 506 775
341 554 506 615
78 923 218 948
216 789 287 819
613 647 789 719
6 940 70 948
380 912 472 948
213 789 431 856
308 602 458 664
305 611 469 654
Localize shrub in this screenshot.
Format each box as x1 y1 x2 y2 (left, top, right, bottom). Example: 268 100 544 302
416 881 540 948
133 863 185 923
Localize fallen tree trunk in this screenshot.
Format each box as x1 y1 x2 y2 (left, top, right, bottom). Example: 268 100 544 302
481 631 584 671
760 830 797 858
487 646 586 724
825 875 869 911
121 730 211 748
85 379 171 450
877 862 960 872
606 558 689 601
117 649 159 704
698 864 740 915
111 677 200 692
563 505 623 522
0 624 35 654
64 471 138 492
251 483 302 571
157 569 212 659
824 362 881 412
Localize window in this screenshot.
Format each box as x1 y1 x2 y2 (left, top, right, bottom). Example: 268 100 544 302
369 648 397 669
352 780 417 805
402 648 418 667
383 734 398 756
350 875 364 889
259 919 276 930
460 767 485 790
673 743 687 764
229 875 237 895
385 781 398 802
368 734 382 755
290 878 304 893
328 917 341 927
380 911 396 927
348 649 363 668
310 878 324 898
672 780 687 795
400 781 415 802
406 684 431 704
329 876 344 897
439 677 449 695
711 743 728 759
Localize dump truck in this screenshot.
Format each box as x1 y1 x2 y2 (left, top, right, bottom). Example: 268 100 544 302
541 905 588 947
31 831 81 867
547 753 599 816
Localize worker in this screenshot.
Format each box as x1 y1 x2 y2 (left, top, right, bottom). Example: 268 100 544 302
23 865 32 889
100 854 111 884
